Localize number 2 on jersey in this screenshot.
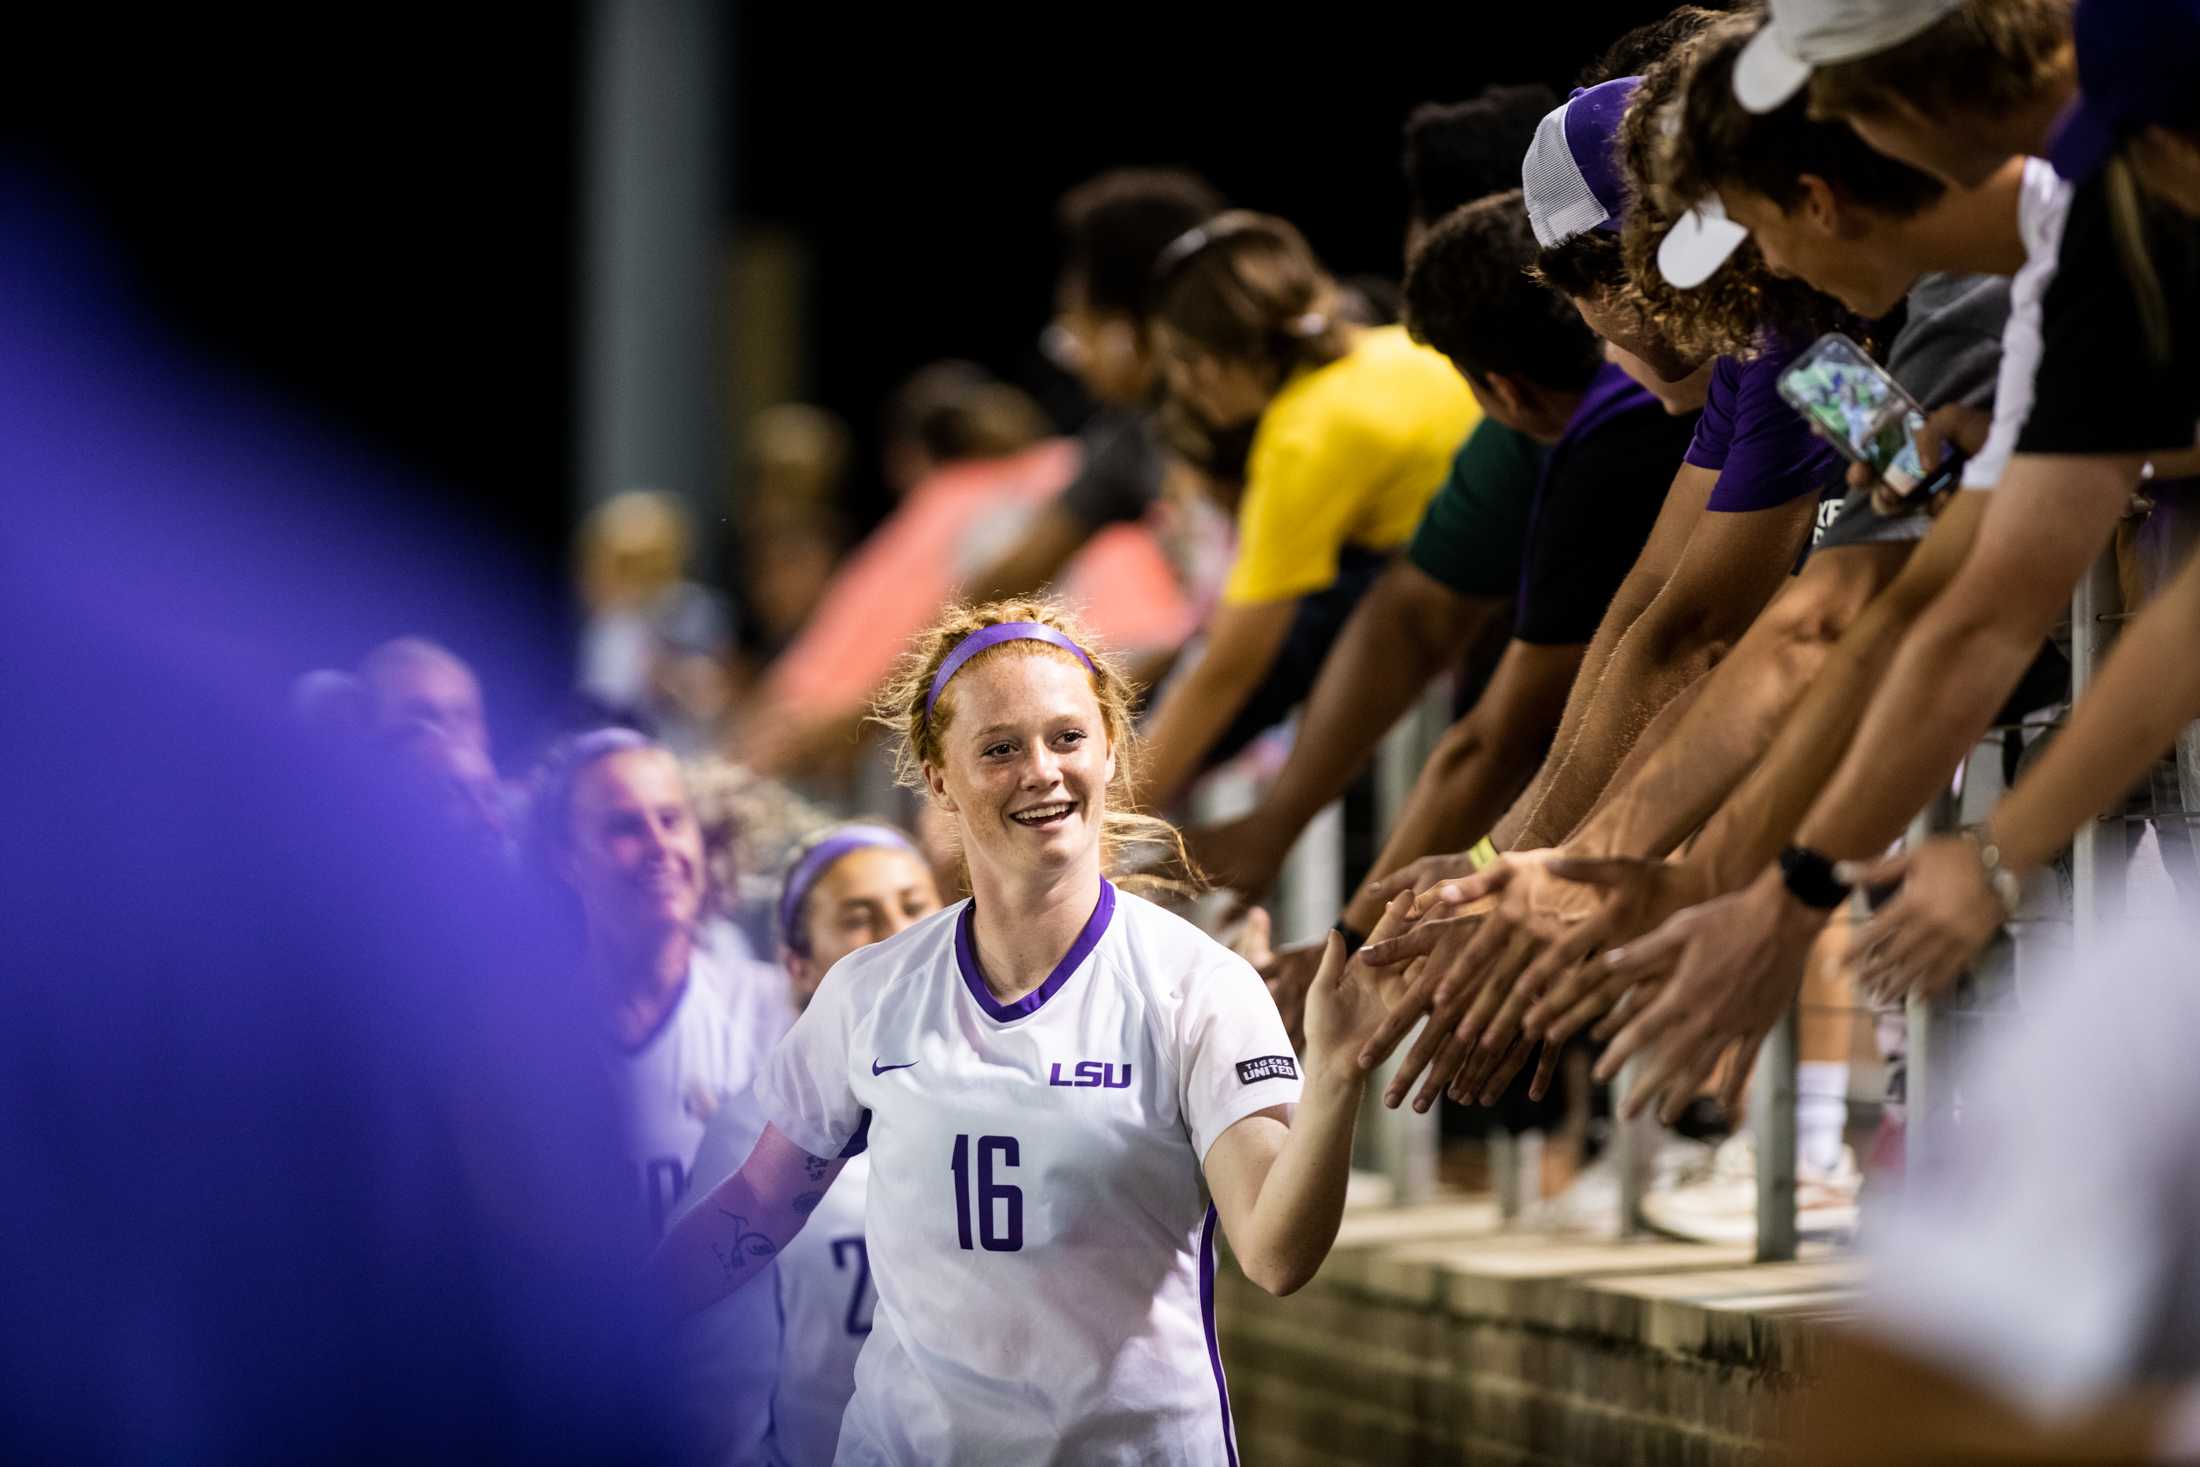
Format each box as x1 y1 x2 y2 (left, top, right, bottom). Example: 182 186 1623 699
949 1133 1022 1251
829 1236 874 1335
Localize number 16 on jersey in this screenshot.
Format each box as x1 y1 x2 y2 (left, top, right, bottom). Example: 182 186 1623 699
949 1134 1022 1252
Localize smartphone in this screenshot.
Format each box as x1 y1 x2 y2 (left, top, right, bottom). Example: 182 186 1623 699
1776 332 1961 500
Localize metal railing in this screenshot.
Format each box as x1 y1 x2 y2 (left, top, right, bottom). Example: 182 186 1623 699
1243 540 2164 1260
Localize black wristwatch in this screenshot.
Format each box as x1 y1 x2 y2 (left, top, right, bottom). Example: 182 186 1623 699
1777 844 1851 910
1332 919 1368 957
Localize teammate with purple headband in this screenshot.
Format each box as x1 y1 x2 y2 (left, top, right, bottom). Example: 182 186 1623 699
682 824 942 1465
652 600 1412 1465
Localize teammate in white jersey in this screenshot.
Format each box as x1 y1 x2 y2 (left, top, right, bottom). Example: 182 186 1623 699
537 727 794 1235
686 822 944 1467
540 728 790 1465
653 600 1414 1466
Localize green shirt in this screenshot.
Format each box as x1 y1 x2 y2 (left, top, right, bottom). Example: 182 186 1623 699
1405 418 1548 600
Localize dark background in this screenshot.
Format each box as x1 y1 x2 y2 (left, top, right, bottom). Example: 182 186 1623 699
7 4 1680 597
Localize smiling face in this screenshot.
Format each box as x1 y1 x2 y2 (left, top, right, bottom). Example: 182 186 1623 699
923 647 1115 887
787 846 943 1006
1718 181 1917 319
560 747 705 944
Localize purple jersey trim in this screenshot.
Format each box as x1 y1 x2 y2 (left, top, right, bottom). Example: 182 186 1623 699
953 879 1115 1023
1200 1204 1241 1467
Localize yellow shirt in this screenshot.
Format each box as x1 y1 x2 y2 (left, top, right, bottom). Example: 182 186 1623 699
1222 324 1480 605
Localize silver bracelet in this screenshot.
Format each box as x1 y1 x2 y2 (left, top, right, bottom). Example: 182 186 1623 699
1962 827 2023 921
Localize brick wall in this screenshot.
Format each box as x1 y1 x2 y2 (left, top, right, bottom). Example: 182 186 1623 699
1212 1202 1852 1466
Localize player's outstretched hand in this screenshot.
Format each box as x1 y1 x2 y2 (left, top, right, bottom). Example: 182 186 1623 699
1303 895 1418 1083
1590 868 1831 1124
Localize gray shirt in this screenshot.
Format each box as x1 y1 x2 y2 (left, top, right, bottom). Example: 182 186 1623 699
1815 271 2014 551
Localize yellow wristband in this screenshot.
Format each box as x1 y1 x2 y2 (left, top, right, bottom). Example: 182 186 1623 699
1467 836 1498 872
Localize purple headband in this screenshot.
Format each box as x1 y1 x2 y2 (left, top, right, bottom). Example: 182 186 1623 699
924 621 1097 720
779 824 921 956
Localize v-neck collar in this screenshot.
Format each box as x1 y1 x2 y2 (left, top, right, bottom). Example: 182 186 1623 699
954 879 1115 1023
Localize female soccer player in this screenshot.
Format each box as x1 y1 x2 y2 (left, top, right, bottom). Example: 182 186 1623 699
683 823 944 1466
532 728 790 1240
653 600 1405 1465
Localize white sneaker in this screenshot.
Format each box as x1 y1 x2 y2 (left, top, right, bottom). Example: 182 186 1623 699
1525 1132 1713 1236
1639 1134 1861 1246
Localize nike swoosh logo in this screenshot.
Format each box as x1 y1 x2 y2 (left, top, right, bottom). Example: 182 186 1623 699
872 1060 918 1076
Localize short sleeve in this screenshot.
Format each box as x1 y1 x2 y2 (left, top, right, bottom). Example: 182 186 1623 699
1405 420 1543 600
1174 958 1304 1164
754 957 864 1161
1963 168 2070 489
1682 356 1740 470
1697 349 1843 513
1222 414 1362 605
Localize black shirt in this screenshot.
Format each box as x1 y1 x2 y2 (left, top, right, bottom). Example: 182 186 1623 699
2017 172 2200 458
1514 369 1701 646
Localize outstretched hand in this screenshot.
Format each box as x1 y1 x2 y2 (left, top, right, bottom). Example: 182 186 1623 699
1590 868 1832 1123
1351 850 1606 1111
1359 847 1492 913
1509 854 1717 1082
1302 895 1422 1079
1844 840 2001 1005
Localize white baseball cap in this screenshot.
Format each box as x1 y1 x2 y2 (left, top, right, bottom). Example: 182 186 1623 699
1734 0 1966 113
1656 193 1753 288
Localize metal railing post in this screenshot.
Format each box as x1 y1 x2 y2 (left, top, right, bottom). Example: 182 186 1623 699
1613 1057 1649 1236
2071 550 2127 951
1365 683 1451 1206
1751 1003 1800 1262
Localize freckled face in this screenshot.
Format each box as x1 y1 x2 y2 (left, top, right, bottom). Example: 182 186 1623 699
925 649 1114 884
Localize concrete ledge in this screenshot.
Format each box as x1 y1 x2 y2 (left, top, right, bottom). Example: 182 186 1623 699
1216 1181 1859 1464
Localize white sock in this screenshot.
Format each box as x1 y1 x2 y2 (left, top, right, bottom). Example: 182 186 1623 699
1796 1061 1850 1175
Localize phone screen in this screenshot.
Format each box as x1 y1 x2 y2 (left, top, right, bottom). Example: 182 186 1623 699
1777 335 1931 496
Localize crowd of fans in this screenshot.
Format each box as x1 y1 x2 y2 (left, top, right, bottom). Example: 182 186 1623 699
51 0 2199 1461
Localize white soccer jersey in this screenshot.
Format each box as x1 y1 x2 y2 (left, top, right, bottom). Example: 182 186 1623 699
766 1153 873 1467
756 880 1303 1467
618 956 794 1243
624 970 791 1467
684 1092 875 1467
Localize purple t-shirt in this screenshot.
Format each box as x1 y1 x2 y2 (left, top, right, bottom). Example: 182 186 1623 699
1684 344 1841 513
